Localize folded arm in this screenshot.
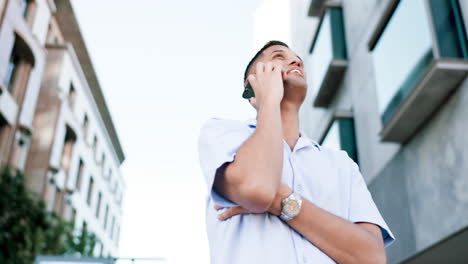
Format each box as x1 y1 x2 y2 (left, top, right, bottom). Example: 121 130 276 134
217 184 386 264
214 100 283 212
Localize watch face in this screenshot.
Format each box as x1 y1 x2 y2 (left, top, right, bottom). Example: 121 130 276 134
284 200 299 215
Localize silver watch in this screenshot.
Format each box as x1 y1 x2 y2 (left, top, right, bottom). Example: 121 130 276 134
280 192 302 222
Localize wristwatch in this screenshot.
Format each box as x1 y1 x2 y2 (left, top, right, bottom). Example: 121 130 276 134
280 192 302 222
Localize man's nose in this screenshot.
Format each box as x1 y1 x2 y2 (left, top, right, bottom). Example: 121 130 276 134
289 59 302 68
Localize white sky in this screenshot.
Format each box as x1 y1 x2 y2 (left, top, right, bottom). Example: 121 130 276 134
70 0 278 263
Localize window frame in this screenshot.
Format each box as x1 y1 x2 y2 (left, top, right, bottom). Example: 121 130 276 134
308 4 348 107
368 0 468 143
319 111 359 164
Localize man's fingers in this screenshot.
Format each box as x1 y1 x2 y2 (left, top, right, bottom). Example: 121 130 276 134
265 61 273 72
217 206 249 221
256 62 265 75
214 204 223 210
247 74 256 85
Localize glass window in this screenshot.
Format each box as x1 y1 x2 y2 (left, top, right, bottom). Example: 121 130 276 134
308 7 347 98
372 0 433 123
103 204 109 230
83 114 89 136
321 118 359 164
75 159 84 191
430 0 468 59
20 0 30 17
371 0 468 124
68 84 76 110
4 51 20 92
86 176 94 206
96 191 102 218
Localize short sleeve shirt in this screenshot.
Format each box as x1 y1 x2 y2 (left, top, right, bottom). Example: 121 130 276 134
198 118 395 264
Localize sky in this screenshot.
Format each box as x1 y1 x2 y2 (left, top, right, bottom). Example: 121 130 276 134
71 0 266 263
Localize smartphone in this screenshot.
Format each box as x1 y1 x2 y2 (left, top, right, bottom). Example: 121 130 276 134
242 81 255 99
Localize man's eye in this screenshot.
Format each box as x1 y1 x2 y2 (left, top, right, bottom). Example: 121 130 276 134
273 54 284 59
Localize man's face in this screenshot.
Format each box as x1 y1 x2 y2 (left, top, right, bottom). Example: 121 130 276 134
252 45 307 90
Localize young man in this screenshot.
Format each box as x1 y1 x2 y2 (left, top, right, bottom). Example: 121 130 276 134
198 41 394 263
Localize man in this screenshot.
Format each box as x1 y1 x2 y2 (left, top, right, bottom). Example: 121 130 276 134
198 41 394 263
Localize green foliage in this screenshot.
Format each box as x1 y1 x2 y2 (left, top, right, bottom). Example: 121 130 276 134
0 167 98 264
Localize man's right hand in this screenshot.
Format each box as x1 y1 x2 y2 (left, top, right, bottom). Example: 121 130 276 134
246 61 284 108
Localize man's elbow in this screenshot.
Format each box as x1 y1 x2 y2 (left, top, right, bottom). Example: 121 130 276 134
238 181 276 213
225 165 277 213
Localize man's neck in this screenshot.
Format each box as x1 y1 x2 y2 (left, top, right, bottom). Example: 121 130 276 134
280 100 301 151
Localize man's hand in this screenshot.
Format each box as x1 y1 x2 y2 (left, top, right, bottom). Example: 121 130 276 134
246 61 284 109
216 184 292 220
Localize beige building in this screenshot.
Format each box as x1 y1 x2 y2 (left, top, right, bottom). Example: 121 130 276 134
0 0 126 257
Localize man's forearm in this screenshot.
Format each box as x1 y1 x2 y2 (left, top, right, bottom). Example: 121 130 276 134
218 100 284 212
270 185 385 264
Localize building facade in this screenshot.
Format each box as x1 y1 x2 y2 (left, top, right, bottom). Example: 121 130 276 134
289 0 468 263
0 0 125 257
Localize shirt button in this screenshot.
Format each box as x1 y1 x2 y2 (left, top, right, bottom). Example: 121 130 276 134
303 256 308 263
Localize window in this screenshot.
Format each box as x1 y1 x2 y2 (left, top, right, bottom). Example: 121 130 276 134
61 126 76 174
308 5 347 107
4 48 20 93
3 35 35 97
103 204 109 230
75 159 84 191
86 177 94 206
71 208 77 227
20 0 30 17
83 114 89 138
110 215 115 239
92 135 98 157
68 84 76 111
369 0 468 142
96 191 102 218
321 117 359 164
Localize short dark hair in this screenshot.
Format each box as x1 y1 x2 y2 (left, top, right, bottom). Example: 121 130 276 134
243 40 289 82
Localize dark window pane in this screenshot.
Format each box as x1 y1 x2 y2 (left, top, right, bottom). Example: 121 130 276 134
429 0 468 59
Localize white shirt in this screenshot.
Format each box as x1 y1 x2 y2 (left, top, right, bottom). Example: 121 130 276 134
198 118 395 264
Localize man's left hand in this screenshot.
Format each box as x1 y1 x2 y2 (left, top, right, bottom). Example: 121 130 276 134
215 184 292 220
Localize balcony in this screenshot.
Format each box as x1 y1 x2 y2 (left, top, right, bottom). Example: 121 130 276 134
368 0 468 143
308 4 348 107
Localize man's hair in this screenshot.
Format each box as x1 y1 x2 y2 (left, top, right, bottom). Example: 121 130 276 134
243 40 289 82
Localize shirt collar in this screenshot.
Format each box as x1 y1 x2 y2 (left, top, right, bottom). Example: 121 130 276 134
245 119 321 151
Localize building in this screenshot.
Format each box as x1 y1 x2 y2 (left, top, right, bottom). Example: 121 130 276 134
288 0 468 263
0 0 126 257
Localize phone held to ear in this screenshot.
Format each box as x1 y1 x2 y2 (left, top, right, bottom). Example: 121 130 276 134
242 81 255 99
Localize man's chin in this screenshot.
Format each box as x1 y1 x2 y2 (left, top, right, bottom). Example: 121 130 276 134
284 78 307 92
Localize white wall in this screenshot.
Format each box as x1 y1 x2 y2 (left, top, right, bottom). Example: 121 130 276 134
49 46 125 256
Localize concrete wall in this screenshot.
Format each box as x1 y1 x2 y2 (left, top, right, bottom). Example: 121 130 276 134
293 0 468 262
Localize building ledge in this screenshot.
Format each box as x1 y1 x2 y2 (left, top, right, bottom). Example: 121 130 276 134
307 0 327 17
380 59 468 143
313 59 348 107
402 225 468 264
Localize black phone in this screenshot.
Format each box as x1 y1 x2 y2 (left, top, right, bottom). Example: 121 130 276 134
242 81 255 99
